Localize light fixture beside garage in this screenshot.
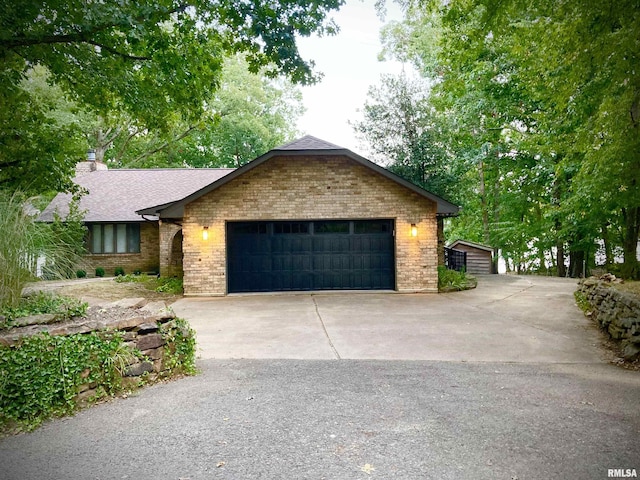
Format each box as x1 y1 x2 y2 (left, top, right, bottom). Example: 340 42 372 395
202 226 209 240
410 224 418 237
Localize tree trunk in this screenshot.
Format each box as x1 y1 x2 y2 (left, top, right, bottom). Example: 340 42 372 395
621 206 640 279
478 158 490 245
601 222 613 270
569 249 585 278
556 238 566 277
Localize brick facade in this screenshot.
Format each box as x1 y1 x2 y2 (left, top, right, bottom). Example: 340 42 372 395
181 155 438 295
81 222 159 276
159 222 183 278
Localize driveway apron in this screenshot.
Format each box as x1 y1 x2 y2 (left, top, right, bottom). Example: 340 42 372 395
171 275 603 363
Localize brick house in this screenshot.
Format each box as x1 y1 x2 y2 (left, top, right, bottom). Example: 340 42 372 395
41 136 458 295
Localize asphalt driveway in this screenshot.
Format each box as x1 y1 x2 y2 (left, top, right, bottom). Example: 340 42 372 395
3 275 639 479
171 274 604 363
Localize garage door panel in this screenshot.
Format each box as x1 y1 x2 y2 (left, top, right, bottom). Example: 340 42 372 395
227 220 394 293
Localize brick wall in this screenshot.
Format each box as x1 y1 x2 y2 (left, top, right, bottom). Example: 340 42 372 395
81 222 159 276
182 155 438 295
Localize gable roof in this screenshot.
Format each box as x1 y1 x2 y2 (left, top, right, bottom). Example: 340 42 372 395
137 135 460 218
39 168 234 223
448 239 494 252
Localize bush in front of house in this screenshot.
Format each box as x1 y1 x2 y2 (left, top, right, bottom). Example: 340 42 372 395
76 270 87 278
95 267 105 277
114 267 125 277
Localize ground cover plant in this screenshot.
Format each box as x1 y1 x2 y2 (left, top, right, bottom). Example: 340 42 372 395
438 266 477 292
0 291 87 327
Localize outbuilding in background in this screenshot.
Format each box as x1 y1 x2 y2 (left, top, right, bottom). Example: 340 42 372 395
448 239 496 275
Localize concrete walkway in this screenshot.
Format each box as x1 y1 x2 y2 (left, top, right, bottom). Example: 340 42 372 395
172 275 604 363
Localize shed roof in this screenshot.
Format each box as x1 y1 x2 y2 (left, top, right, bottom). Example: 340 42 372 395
137 135 460 218
449 239 495 252
39 168 233 222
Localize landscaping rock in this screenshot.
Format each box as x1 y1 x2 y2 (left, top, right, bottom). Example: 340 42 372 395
136 333 165 351
622 343 640 361
142 346 164 361
578 278 640 364
12 313 58 327
109 297 148 309
124 361 154 377
140 301 171 315
136 322 159 334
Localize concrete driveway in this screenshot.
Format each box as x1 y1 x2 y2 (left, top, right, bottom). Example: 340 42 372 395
171 275 604 363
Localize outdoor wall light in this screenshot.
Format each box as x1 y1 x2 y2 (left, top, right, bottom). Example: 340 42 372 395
202 226 209 240
410 224 418 237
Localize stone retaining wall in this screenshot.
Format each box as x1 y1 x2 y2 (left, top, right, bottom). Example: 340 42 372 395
578 277 640 361
0 298 193 404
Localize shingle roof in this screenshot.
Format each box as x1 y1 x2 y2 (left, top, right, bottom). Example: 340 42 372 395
39 168 234 222
449 239 494 252
275 135 343 151
138 135 460 218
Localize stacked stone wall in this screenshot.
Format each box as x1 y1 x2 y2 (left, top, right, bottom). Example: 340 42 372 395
578 277 640 360
0 299 191 404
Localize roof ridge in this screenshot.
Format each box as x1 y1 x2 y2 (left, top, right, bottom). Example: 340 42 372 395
102 167 236 172
275 135 345 151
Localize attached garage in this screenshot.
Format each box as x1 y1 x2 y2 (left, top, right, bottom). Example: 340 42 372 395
227 220 395 292
137 135 459 295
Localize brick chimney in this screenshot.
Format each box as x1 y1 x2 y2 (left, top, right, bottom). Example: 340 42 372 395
75 149 108 176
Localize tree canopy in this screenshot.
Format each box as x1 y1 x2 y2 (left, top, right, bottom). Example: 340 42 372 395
369 0 640 277
0 0 343 192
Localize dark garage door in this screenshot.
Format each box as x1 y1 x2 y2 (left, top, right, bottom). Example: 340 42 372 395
227 220 395 293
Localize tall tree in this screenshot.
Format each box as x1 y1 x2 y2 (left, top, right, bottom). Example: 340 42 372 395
120 55 305 168
378 0 640 278
353 73 459 201
0 0 343 193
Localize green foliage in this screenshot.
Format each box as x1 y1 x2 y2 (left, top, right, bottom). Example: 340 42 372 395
0 190 86 308
0 292 87 324
437 266 474 292
574 290 591 315
95 267 105 278
160 318 197 376
115 273 148 284
155 278 183 294
0 331 130 432
0 66 88 193
76 270 87 278
111 55 305 168
375 0 640 278
353 73 460 202
0 0 343 191
114 267 125 277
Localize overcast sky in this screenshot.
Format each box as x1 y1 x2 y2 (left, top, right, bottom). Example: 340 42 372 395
295 0 405 154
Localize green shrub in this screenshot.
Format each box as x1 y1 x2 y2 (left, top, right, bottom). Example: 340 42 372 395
438 266 470 291
156 277 183 294
574 290 592 314
95 267 105 277
76 270 87 278
0 291 87 323
133 269 142 275
114 267 125 277
0 191 86 309
115 273 149 284
161 318 197 375
0 331 132 433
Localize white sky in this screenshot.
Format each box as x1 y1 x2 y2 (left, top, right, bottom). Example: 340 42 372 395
295 0 405 153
